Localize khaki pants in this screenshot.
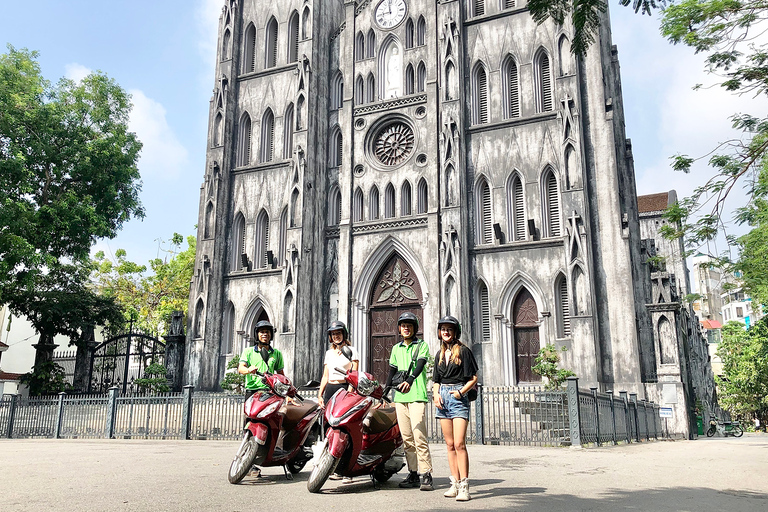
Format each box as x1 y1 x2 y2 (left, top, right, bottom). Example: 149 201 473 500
395 401 432 474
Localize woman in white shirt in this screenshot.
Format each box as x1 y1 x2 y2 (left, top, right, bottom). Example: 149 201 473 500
318 320 359 407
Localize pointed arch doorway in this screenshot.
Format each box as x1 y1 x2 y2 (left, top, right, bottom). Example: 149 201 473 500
368 254 423 384
513 288 541 384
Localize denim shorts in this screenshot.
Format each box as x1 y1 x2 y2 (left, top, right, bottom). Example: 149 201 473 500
435 384 470 420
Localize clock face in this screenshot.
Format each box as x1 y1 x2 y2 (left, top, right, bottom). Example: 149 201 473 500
375 0 407 30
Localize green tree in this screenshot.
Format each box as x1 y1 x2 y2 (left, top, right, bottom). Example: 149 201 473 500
717 320 768 425
221 356 245 394
91 233 196 334
732 166 768 308
532 344 577 390
133 361 171 394
0 46 143 345
19 360 70 396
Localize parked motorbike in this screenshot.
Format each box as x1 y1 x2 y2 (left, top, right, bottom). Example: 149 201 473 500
706 417 744 438
228 371 322 484
307 368 405 493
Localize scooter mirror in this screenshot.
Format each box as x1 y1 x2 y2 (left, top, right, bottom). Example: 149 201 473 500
341 346 353 361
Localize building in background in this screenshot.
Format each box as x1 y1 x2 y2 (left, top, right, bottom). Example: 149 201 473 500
691 253 724 325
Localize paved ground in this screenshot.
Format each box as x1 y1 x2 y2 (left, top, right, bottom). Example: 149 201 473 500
1 435 767 511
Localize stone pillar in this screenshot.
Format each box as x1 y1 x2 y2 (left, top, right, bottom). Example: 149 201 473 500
32 333 58 367
164 311 186 392
73 326 99 393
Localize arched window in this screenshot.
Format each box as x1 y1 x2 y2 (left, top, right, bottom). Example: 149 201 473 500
204 202 214 239
222 29 231 61
477 280 491 341
329 127 342 167
558 35 572 76
405 19 414 49
472 0 486 17
283 104 294 159
213 113 223 147
384 183 395 218
475 177 493 244
507 173 526 241
369 186 380 220
237 113 252 167
366 29 376 58
366 73 376 103
265 17 278 69
556 273 571 337
288 11 299 63
353 187 364 222
331 72 343 110
405 64 415 95
401 181 412 216
194 299 205 338
473 64 489 124
417 61 426 92
355 75 365 104
243 23 256 73
355 32 365 61
543 168 561 237
380 37 403 99
255 210 270 269
417 178 428 214
329 185 341 226
231 212 246 271
417 16 426 46
278 207 288 264
504 56 520 118
302 7 311 39
260 109 275 163
535 49 553 112
290 188 300 227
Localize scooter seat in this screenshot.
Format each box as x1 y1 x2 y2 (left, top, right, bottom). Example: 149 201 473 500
282 400 319 431
366 405 398 434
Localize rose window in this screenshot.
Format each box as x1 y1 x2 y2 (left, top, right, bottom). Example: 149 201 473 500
373 122 414 166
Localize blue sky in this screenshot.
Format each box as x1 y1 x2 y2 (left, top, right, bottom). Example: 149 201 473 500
1 1 762 265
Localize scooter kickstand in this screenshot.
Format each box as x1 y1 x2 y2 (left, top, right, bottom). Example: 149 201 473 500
283 465 294 480
370 473 379 490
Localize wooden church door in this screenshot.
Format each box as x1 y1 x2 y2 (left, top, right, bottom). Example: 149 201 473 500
513 288 541 383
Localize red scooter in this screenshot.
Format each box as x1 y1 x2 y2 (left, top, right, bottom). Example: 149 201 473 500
307 368 405 492
228 371 322 484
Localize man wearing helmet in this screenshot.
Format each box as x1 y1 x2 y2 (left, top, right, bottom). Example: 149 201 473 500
386 311 433 491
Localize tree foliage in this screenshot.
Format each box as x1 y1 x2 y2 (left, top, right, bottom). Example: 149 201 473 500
532 344 577 389
90 234 196 335
221 356 245 394
19 361 70 396
134 361 171 394
0 46 143 343
716 320 768 425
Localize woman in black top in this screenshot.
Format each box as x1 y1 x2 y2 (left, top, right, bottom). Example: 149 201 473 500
431 316 478 501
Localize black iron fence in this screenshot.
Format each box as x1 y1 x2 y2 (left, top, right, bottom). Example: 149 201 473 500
1 377 661 446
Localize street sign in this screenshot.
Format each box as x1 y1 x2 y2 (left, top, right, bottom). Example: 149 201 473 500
660 407 673 418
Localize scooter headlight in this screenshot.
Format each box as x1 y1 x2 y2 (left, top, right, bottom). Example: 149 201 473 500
256 401 282 419
357 373 378 397
273 380 290 397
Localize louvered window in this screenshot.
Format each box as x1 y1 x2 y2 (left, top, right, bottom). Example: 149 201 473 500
330 129 342 167
401 181 412 216
366 74 376 103
256 211 270 269
366 30 376 59
355 76 364 104
370 186 380 220
265 17 278 68
283 104 294 159
331 73 343 110
417 179 428 214
237 115 251 167
260 109 274 163
405 19 414 49
417 16 426 46
504 0 516 8
510 175 526 240
385 184 395 218
355 32 365 61
232 214 246 271
329 186 341 226
473 0 485 16
538 52 553 112
476 179 493 244
405 65 414 95
478 281 491 341
417 62 426 92
353 188 364 222
557 274 571 337
244 25 256 73
474 66 488 124
288 12 299 63
507 59 520 118
545 170 561 237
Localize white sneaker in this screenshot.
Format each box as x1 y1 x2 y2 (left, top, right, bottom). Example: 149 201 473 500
342 477 354 484
444 476 459 498
456 478 470 501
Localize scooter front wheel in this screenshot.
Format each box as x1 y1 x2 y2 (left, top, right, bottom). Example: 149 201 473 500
706 425 716 437
306 447 339 493
228 432 260 484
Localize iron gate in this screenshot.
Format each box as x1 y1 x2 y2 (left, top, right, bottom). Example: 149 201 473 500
88 332 165 394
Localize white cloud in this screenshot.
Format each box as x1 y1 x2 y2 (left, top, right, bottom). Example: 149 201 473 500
128 89 189 181
64 63 91 82
196 0 223 65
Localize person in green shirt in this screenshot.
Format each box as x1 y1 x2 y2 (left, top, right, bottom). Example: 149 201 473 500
385 312 433 491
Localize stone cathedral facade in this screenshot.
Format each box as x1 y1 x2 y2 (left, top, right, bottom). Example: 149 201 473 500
187 0 698 429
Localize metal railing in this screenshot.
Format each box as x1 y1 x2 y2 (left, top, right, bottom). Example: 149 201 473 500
2 378 662 446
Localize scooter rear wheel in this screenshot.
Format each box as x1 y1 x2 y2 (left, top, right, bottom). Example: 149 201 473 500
307 447 339 493
706 425 716 437
228 432 260 484
732 425 744 437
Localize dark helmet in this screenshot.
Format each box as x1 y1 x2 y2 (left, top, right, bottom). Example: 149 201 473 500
327 320 349 340
254 320 275 340
397 312 420 332
437 315 461 339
